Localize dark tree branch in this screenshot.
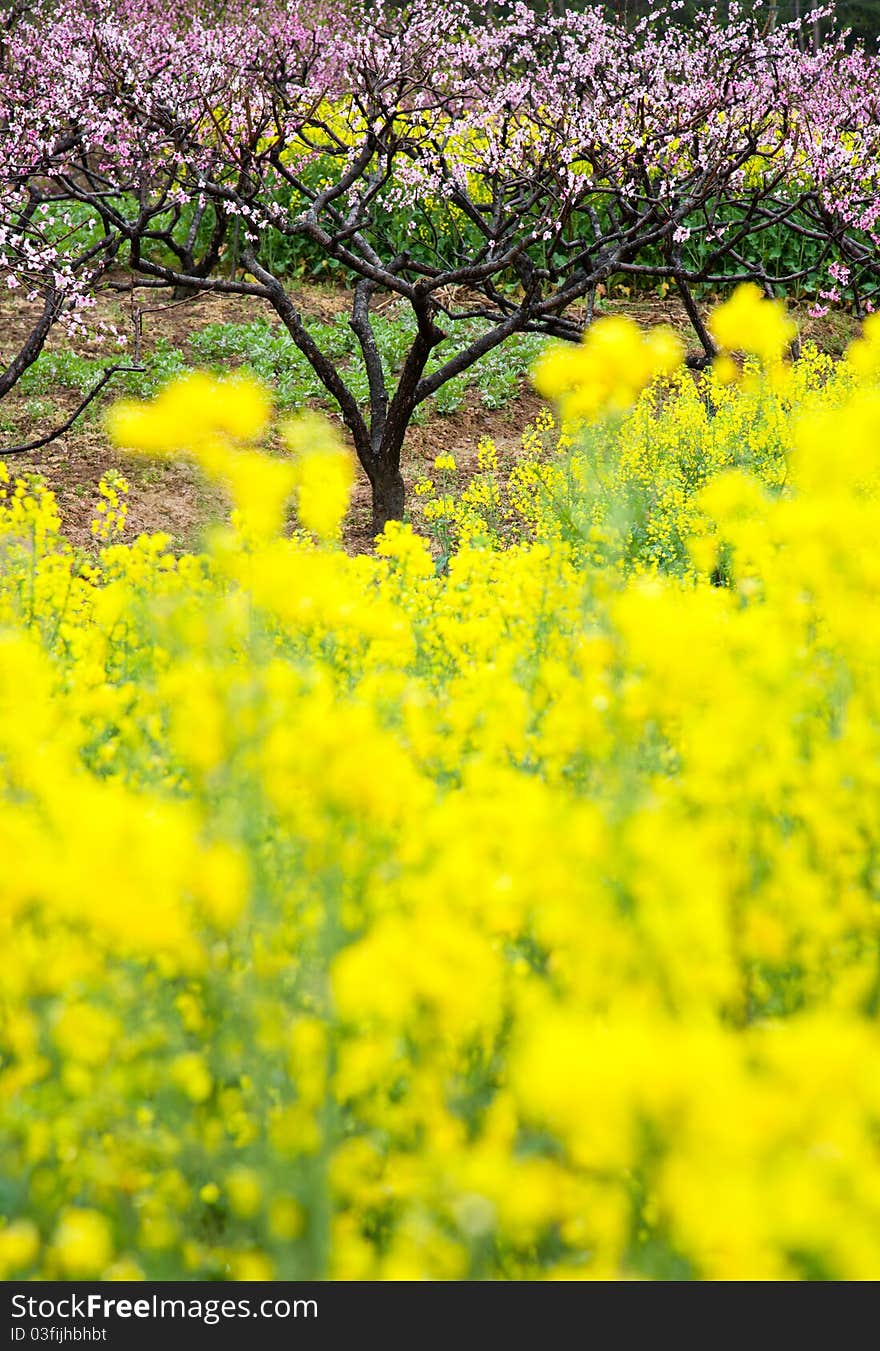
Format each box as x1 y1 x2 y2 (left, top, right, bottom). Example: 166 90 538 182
0 364 144 455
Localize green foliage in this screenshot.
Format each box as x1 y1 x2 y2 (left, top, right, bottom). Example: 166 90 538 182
187 310 546 416
13 307 545 438
121 340 189 399
19 351 110 398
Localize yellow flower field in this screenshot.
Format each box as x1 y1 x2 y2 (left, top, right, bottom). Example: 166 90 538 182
2 292 880 1280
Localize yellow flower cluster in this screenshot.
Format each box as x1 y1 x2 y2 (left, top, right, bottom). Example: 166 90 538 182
108 371 271 452
1 289 880 1280
533 314 683 421
708 281 797 365
109 373 353 546
845 310 880 379
416 326 848 576
89 471 129 544
284 415 355 543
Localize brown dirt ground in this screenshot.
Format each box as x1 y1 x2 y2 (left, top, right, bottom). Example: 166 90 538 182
0 280 862 555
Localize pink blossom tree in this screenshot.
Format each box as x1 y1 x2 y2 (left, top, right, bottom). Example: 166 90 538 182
3 0 880 524
0 3 125 405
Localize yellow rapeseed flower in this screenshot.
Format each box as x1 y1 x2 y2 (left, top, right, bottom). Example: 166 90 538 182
533 315 683 422
283 414 355 542
52 1210 114 1278
708 282 796 364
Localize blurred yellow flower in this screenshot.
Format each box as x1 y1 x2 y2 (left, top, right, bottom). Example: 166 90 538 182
708 282 796 364
52 1210 113 1278
2 284 880 1283
284 414 355 542
533 314 684 422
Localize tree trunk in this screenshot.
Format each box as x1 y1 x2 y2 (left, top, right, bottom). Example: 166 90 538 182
0 288 61 400
370 461 405 535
